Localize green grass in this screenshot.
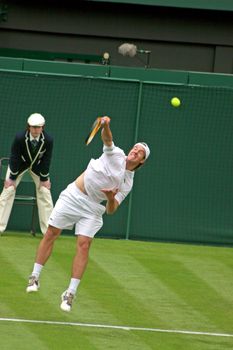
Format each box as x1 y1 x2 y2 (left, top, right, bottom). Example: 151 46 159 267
0 232 233 349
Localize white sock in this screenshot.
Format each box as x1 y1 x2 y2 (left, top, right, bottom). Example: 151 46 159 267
31 263 43 279
67 278 80 295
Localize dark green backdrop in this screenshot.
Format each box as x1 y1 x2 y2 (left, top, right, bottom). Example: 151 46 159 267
1 70 233 245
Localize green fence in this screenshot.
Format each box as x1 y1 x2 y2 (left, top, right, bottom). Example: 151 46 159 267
0 58 233 245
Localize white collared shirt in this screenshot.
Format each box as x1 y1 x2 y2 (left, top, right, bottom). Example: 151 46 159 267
84 142 134 204
29 133 40 142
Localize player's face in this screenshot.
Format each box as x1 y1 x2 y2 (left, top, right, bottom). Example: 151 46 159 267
29 126 43 138
126 144 146 168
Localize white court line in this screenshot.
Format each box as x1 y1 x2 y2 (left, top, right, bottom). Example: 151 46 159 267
0 318 232 338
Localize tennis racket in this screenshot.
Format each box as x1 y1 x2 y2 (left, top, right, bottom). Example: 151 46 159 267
85 117 102 145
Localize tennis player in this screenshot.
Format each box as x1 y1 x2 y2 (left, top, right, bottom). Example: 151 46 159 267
0 113 54 235
26 116 150 312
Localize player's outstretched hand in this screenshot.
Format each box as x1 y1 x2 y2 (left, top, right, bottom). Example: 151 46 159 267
101 116 111 125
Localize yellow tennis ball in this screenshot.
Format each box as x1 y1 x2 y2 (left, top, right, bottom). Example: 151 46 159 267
171 97 181 107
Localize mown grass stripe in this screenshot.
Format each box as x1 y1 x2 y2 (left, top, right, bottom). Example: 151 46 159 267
0 318 232 338
91 250 215 330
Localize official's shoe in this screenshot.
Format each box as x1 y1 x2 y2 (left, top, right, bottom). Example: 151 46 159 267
60 290 75 312
26 275 40 293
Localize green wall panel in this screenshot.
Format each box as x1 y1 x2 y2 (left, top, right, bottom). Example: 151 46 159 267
129 83 233 244
23 59 109 77
110 66 188 83
0 64 233 245
0 71 139 237
189 72 233 88
0 57 23 70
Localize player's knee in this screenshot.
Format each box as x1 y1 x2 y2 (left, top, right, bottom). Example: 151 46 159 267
44 225 61 240
78 237 92 253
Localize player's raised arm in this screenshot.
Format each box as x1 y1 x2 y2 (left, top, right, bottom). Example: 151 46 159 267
101 116 112 147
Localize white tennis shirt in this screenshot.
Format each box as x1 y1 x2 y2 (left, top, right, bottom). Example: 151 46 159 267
84 142 134 204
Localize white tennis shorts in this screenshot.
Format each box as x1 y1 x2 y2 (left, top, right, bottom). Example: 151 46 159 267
48 182 106 238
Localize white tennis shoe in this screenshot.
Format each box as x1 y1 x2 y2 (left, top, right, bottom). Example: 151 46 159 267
60 290 75 312
26 275 40 293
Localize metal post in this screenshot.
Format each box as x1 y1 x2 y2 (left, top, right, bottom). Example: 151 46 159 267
125 81 143 240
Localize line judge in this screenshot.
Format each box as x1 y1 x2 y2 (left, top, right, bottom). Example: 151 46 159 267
0 113 54 235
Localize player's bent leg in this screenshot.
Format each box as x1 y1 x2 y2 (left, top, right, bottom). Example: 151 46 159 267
26 225 62 293
72 235 93 279
36 225 61 265
60 235 92 312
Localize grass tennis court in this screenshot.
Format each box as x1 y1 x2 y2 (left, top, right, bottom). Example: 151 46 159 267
0 232 232 349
